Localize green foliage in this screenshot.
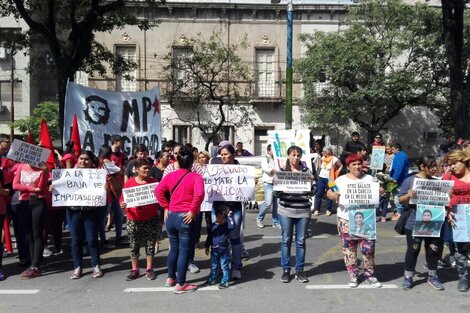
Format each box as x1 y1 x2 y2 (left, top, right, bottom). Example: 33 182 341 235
297 0 446 137
13 102 60 141
164 33 253 150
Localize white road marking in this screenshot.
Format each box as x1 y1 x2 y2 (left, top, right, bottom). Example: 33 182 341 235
124 286 222 293
0 289 40 294
261 235 329 239
306 284 398 290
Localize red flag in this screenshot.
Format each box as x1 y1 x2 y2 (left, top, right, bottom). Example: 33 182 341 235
70 114 81 156
27 128 34 144
39 118 55 169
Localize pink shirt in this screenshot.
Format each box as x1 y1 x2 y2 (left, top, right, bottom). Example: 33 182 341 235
13 163 49 201
155 169 204 215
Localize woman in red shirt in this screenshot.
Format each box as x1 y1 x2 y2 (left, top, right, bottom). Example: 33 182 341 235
120 158 159 281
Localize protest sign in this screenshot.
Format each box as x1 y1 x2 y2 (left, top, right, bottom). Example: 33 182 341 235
370 146 385 170
409 179 453 206
202 164 256 202
452 204 470 242
122 182 159 207
273 171 312 192
267 129 311 171
64 82 161 157
412 204 445 237
51 169 107 207
349 208 376 240
338 181 380 208
7 139 51 168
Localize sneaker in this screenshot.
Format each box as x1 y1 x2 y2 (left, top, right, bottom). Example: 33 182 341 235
295 271 309 283
438 259 452 269
206 277 217 285
325 211 332 216
93 265 103 278
173 283 197 294
402 276 413 290
188 263 200 274
241 250 250 260
256 219 264 228
21 267 41 280
280 270 291 283
101 241 115 249
70 267 82 280
348 277 359 288
232 269 241 280
126 269 140 281
165 277 177 287
428 275 444 290
366 276 382 288
273 223 282 230
42 248 53 258
218 280 229 289
146 269 156 281
116 237 129 246
458 277 470 292
313 210 319 216
0 269 5 281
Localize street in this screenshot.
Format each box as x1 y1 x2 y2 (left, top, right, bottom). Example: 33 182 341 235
0 212 469 313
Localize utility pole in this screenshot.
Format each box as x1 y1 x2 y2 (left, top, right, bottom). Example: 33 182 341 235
9 43 15 142
285 0 293 130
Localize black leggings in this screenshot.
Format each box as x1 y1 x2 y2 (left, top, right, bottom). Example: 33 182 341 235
18 199 47 268
405 229 443 272
0 214 4 268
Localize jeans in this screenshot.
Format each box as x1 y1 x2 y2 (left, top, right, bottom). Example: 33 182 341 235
257 183 279 226
109 198 123 239
378 197 388 218
166 211 196 286
69 208 101 269
404 229 442 272
98 205 107 243
212 207 243 272
18 199 47 268
314 177 333 213
392 187 404 214
278 213 310 271
209 248 231 282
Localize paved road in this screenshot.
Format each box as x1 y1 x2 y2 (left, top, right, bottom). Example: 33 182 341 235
1 213 469 313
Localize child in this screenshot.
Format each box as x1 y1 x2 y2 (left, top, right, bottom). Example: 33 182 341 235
205 206 235 289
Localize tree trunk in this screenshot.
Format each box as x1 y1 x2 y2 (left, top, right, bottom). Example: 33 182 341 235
442 0 468 139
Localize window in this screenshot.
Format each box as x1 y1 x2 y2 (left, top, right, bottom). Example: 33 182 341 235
74 71 88 86
255 49 275 97
172 47 192 81
0 81 22 102
254 126 274 155
116 45 137 92
173 125 191 144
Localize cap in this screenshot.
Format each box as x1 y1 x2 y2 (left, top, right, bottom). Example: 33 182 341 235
218 140 231 148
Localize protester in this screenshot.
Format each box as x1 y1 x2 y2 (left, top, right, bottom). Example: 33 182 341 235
120 158 159 281
383 143 395 173
342 131 367 161
124 144 154 182
61 141 78 169
67 151 104 279
327 154 382 288
0 169 11 280
313 147 342 216
194 151 212 248
368 133 384 154
155 146 204 294
276 146 313 283
257 144 280 229
390 143 409 220
398 156 444 290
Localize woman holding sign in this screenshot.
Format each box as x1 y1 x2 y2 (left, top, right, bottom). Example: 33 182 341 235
398 156 445 290
444 148 470 292
276 145 313 284
120 158 159 281
327 154 382 288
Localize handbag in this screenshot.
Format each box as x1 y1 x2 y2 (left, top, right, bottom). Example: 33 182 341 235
394 209 412 235
164 171 190 203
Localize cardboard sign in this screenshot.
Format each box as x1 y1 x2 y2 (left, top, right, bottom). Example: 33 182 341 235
452 204 470 242
273 171 312 192
370 146 385 170
338 181 380 208
410 179 453 206
51 169 107 207
7 139 51 168
202 164 256 202
122 182 159 207
267 129 312 171
412 204 445 237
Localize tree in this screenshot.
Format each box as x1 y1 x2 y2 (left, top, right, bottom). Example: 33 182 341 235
1 0 165 143
13 101 60 141
164 33 254 151
297 0 446 141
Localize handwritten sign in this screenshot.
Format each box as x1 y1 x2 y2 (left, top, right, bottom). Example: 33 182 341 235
452 204 470 242
202 164 256 202
273 171 312 192
122 182 159 207
7 139 51 168
410 179 454 206
370 146 385 170
339 181 380 208
412 204 445 237
348 208 376 240
51 169 107 207
267 129 312 171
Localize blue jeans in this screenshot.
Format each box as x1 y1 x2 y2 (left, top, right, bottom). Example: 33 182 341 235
98 205 107 243
109 198 123 239
392 187 404 214
212 207 243 272
278 213 310 271
314 177 333 213
257 183 279 226
209 248 230 282
166 211 195 286
378 196 389 218
69 208 101 269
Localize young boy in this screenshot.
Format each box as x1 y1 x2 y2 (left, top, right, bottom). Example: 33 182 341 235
205 206 235 289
